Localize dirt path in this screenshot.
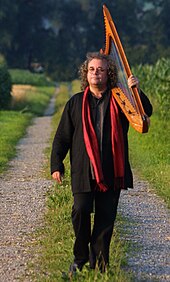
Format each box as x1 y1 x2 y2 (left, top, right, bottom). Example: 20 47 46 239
118 176 170 281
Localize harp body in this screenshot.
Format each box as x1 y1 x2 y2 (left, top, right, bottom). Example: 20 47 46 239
102 5 148 133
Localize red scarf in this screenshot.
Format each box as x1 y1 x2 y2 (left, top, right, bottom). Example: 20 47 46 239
82 87 124 192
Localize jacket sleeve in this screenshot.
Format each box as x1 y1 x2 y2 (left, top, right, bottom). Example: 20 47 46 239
50 100 74 175
140 90 153 117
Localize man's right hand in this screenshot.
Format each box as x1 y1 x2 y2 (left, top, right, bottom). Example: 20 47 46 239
52 171 63 184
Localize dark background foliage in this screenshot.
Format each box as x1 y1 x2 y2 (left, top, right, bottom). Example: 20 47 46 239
0 0 169 80
0 55 12 109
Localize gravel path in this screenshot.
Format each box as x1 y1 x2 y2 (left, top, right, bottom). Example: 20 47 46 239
118 177 170 281
0 93 56 281
0 89 169 281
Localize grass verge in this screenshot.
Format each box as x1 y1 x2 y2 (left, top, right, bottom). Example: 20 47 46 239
129 113 170 208
0 85 55 173
0 111 32 173
11 86 55 116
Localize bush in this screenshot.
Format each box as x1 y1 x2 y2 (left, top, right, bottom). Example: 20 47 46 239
0 55 12 109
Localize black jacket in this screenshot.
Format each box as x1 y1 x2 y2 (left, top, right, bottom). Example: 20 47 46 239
51 90 152 193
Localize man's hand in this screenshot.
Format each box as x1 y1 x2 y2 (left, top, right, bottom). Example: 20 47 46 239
128 74 140 90
52 171 63 184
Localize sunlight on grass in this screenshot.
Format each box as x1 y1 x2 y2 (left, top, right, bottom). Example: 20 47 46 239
11 85 55 115
129 114 170 207
9 68 54 86
0 111 32 172
0 82 55 173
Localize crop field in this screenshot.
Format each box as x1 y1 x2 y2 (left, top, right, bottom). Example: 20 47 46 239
12 84 36 97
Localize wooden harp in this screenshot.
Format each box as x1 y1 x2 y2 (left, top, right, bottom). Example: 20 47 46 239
102 4 148 133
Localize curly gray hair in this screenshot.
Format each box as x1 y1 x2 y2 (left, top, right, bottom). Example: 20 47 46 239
78 52 118 91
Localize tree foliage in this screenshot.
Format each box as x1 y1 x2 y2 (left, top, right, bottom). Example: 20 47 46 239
0 55 12 109
0 0 169 81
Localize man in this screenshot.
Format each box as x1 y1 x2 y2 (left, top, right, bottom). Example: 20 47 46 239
51 52 152 275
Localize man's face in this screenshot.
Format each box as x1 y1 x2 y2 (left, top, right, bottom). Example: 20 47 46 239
87 58 108 90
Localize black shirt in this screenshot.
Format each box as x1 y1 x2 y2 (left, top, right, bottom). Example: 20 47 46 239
88 90 110 158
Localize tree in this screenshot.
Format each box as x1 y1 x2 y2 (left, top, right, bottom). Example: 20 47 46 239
0 0 169 80
0 0 18 56
137 0 170 64
45 0 90 80
0 55 12 109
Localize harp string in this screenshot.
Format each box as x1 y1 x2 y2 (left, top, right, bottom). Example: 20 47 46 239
110 40 136 110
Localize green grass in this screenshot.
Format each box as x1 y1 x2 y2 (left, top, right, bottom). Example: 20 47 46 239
129 113 170 207
71 79 81 93
0 83 55 173
11 86 55 116
9 68 54 86
0 111 32 172
129 60 170 207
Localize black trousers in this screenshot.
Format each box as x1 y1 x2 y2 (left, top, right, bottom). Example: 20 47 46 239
71 185 121 271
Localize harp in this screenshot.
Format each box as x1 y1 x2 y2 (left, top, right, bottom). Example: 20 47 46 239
102 5 148 133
